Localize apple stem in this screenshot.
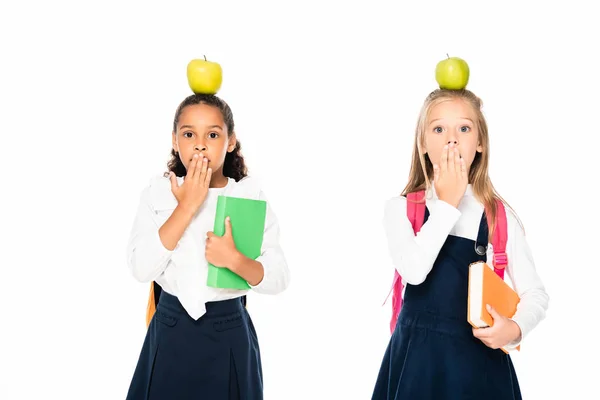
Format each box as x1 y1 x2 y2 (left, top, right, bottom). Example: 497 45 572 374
446 53 449 59
204 55 207 61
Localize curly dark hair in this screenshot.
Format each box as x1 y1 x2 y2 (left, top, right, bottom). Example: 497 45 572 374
165 93 248 181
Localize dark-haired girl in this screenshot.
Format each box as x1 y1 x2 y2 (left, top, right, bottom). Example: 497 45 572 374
125 94 290 400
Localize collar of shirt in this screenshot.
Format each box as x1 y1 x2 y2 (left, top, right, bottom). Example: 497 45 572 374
149 176 235 211
427 183 475 201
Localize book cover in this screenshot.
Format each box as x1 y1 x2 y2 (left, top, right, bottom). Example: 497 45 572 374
207 195 267 290
467 261 521 353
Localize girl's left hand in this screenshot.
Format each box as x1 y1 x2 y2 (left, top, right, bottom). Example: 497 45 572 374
205 217 240 269
472 304 522 350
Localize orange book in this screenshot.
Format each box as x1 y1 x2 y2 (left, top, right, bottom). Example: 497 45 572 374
467 261 521 354
146 283 157 328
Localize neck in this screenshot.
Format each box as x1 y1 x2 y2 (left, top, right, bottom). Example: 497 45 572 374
209 170 229 188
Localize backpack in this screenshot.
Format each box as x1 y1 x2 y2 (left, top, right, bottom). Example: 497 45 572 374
388 190 509 334
145 283 247 328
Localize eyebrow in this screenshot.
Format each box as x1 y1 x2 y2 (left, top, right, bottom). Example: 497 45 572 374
429 118 474 124
178 124 224 131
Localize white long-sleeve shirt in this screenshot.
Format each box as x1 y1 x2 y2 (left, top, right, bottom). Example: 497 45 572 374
126 174 290 320
383 184 549 350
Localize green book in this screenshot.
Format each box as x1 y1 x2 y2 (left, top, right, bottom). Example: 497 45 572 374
207 195 267 290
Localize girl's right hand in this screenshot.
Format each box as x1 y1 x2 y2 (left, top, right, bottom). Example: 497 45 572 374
169 153 212 214
433 143 468 208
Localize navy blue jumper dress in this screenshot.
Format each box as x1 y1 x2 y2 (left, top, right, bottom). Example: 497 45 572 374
126 290 263 400
372 208 522 400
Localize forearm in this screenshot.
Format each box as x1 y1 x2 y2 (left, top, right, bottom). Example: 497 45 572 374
229 253 265 287
158 204 196 251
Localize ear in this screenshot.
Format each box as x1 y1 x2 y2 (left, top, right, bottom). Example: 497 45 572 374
172 131 178 153
476 142 483 153
227 132 237 153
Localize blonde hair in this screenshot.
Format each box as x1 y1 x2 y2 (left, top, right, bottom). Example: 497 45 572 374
402 88 521 239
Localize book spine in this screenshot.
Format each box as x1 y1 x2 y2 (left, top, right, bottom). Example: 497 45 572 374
214 196 227 237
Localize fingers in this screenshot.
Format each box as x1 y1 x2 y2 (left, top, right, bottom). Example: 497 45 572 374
472 327 490 339
204 166 213 186
472 327 497 349
224 216 232 236
197 154 210 185
188 153 200 178
448 145 456 174
453 146 461 174
194 153 208 182
455 146 466 180
433 164 440 183
440 144 448 175
486 304 504 321
197 156 209 181
440 143 465 179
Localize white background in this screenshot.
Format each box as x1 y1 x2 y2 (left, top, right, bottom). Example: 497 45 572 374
1 1 598 399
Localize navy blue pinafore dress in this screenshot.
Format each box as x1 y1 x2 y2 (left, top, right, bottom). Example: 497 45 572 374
372 208 522 400
126 290 263 400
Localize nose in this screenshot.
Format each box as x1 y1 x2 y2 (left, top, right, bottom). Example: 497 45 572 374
194 144 207 152
447 129 459 146
447 132 458 146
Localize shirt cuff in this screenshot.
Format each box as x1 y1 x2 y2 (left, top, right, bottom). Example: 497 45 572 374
433 199 462 220
248 258 269 290
504 318 524 350
248 252 290 294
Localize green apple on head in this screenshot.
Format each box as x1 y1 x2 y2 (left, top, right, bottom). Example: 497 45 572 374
435 54 469 90
187 56 223 95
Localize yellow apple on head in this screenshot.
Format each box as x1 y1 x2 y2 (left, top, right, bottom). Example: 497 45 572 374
187 56 223 95
435 55 470 90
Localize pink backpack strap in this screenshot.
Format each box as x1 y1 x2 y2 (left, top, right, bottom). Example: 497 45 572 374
486 199 508 280
389 190 426 334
